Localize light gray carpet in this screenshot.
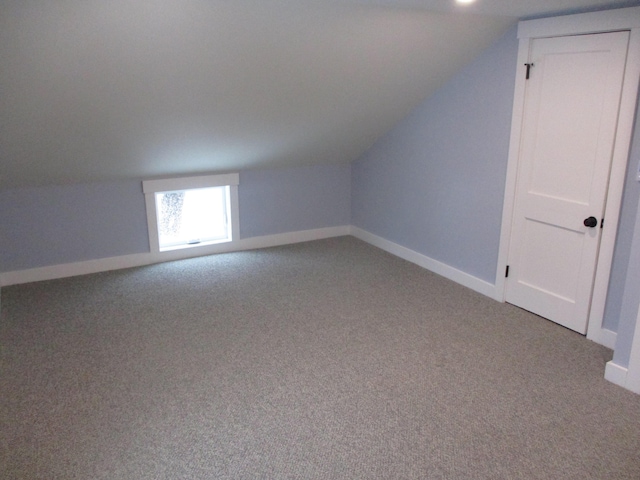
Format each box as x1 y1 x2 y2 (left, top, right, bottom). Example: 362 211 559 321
1 236 639 479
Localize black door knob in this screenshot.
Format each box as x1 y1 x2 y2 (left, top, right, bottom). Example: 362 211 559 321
584 216 598 228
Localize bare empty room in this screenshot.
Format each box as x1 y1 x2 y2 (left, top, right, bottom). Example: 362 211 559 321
2 1 640 478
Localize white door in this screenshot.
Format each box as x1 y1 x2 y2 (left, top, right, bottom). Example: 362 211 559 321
506 31 629 334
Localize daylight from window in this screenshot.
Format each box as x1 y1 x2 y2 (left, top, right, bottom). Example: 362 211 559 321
156 186 229 250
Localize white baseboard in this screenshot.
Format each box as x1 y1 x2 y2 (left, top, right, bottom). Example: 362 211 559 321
0 224 625 357
587 327 618 350
605 361 628 388
0 225 351 287
348 227 621 350
607 359 640 394
350 226 498 299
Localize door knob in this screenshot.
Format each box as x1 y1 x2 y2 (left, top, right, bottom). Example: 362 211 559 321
583 216 598 228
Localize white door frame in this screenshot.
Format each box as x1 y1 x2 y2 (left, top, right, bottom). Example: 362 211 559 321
495 7 640 349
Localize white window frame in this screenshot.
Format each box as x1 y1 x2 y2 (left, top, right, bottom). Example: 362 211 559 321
142 173 240 253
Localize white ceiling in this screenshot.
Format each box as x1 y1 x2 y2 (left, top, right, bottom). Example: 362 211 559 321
1 0 638 189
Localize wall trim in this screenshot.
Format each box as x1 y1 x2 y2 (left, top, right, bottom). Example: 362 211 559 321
0 223 619 352
588 26 640 346
352 227 619 348
623 300 640 394
591 328 618 350
605 361 629 389
350 227 498 299
518 6 640 39
0 225 350 287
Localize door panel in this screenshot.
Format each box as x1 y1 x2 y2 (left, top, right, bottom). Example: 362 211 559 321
506 31 629 334
518 219 584 302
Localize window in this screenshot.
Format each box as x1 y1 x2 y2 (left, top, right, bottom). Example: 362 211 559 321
143 174 239 252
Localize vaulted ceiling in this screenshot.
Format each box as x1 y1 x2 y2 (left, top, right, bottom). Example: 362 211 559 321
1 0 638 189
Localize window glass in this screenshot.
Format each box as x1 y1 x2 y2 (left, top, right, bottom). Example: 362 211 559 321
143 173 239 253
155 187 229 250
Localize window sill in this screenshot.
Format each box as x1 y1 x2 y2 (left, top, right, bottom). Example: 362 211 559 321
159 237 233 253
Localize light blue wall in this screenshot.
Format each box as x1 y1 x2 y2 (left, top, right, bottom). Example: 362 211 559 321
351 27 518 283
0 180 150 272
602 111 640 332
611 109 640 367
612 192 640 367
0 164 352 272
239 164 351 239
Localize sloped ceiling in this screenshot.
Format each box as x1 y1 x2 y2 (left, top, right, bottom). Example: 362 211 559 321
0 0 637 189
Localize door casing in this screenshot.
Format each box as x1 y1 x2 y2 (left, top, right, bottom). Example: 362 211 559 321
495 7 640 348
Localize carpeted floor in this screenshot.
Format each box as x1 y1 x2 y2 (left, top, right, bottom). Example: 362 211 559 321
1 236 639 479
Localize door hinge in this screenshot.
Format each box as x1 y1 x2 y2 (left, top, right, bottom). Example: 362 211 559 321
525 63 534 80
601 218 604 228
505 265 510 278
